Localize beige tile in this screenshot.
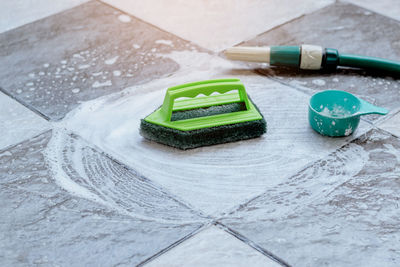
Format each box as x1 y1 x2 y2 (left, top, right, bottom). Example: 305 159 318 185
0 0 88 33
101 0 334 51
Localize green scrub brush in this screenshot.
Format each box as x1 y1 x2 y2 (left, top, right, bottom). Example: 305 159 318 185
140 78 266 150
225 45 400 73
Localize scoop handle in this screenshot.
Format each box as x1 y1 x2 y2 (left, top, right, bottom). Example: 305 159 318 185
358 99 388 116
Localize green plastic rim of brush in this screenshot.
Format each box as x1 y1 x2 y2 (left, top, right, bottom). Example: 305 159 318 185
309 90 388 137
144 78 263 131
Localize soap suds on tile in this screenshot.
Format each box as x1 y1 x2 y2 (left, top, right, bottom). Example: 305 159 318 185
44 128 202 224
105 56 119 65
92 80 112 88
155 39 173 46
113 70 121 77
52 50 367 215
118 14 131 23
312 79 326 86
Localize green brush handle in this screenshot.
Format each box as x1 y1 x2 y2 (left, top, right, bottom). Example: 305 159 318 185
144 79 263 131
339 53 400 73
160 78 251 121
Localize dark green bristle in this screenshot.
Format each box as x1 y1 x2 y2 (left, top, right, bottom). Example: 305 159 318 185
140 101 267 150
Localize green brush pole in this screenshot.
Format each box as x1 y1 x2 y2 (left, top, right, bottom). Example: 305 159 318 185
225 45 400 74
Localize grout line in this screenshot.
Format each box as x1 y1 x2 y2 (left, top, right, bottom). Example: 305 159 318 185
215 222 291 267
136 223 212 266
373 108 400 138
2 2 399 266
0 87 51 121
139 220 292 267
373 107 400 126
216 124 374 219
0 128 53 154
374 125 400 139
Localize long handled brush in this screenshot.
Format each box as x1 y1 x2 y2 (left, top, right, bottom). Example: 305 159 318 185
225 45 400 73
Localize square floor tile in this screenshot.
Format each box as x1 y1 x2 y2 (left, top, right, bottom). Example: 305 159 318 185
239 3 400 121
0 130 204 266
0 0 195 120
146 226 280 267
60 53 371 216
0 0 88 34
221 129 400 266
101 0 334 51
0 92 50 150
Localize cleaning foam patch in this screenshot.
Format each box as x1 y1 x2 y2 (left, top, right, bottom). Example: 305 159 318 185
44 127 203 224
51 50 367 215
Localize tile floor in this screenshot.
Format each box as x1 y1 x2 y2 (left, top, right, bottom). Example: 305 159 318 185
1 0 400 266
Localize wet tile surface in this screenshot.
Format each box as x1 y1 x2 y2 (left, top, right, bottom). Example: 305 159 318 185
0 0 194 120
0 131 204 266
0 92 50 150
146 226 280 267
59 53 371 216
240 3 400 121
0 0 88 34
344 0 400 21
2 1 400 265
379 111 400 137
221 129 400 267
102 0 334 51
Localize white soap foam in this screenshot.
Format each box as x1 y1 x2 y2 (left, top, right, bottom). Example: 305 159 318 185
105 56 119 65
0 151 12 157
118 14 131 23
48 50 362 215
43 128 201 224
92 80 112 88
78 64 90 69
312 79 326 86
320 105 352 118
155 39 173 46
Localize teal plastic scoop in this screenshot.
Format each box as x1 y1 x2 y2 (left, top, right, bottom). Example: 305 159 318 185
309 90 388 137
